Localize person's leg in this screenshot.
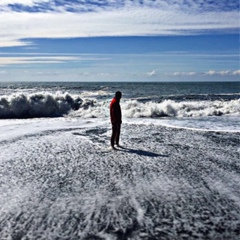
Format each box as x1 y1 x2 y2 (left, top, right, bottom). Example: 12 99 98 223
111 124 117 148
115 124 121 146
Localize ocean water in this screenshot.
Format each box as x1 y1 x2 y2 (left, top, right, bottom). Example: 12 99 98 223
0 81 239 130
0 82 240 239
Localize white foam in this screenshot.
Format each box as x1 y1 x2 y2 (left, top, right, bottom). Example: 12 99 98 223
157 116 240 133
1 92 240 120
0 92 82 118
122 99 240 118
69 98 240 120
0 117 239 239
80 90 112 98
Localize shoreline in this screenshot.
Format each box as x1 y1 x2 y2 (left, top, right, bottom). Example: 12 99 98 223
0 120 239 239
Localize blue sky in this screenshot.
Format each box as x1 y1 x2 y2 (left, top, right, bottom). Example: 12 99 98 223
0 0 239 82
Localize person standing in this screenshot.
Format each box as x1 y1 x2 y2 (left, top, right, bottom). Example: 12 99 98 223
110 91 122 149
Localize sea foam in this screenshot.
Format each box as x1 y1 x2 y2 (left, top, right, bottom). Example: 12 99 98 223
0 92 82 118
122 99 240 118
71 98 240 119
0 92 239 119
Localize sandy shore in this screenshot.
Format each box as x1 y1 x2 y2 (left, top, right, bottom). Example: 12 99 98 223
0 120 240 239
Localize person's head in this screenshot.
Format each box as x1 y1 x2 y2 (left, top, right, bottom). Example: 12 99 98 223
115 91 122 100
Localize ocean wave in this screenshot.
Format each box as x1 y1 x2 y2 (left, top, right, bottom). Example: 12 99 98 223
0 92 82 119
123 99 240 118
70 98 240 119
0 93 239 119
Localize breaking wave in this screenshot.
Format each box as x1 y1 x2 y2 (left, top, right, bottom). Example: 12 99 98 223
0 92 239 119
70 98 240 119
0 92 82 119
122 99 240 118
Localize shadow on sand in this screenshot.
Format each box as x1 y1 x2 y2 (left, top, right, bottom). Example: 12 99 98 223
117 146 169 158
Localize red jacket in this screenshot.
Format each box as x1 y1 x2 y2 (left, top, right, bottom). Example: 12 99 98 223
110 97 122 124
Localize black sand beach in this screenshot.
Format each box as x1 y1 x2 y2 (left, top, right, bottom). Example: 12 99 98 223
0 122 239 239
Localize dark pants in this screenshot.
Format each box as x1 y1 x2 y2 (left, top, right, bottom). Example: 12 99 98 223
111 123 121 147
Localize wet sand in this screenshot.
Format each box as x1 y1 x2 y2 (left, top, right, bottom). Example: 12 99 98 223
0 121 240 239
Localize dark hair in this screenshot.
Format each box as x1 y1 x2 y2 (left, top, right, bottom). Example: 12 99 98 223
115 91 122 99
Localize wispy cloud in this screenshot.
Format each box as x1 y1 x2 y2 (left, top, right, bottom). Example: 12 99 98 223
1 1 239 13
0 54 109 66
146 70 157 77
1 0 46 5
0 56 79 66
0 0 239 47
166 70 240 77
233 70 240 76
205 70 240 76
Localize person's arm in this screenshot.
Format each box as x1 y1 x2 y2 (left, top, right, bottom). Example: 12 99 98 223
110 100 116 124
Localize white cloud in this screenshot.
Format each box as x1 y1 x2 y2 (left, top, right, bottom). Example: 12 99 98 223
1 0 32 4
147 70 157 77
204 70 240 78
1 0 48 5
218 70 231 75
233 70 240 75
1 0 238 12
171 71 197 76
168 70 240 77
0 54 110 66
0 40 31 47
0 3 239 47
205 70 217 76
205 70 234 76
0 56 80 66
